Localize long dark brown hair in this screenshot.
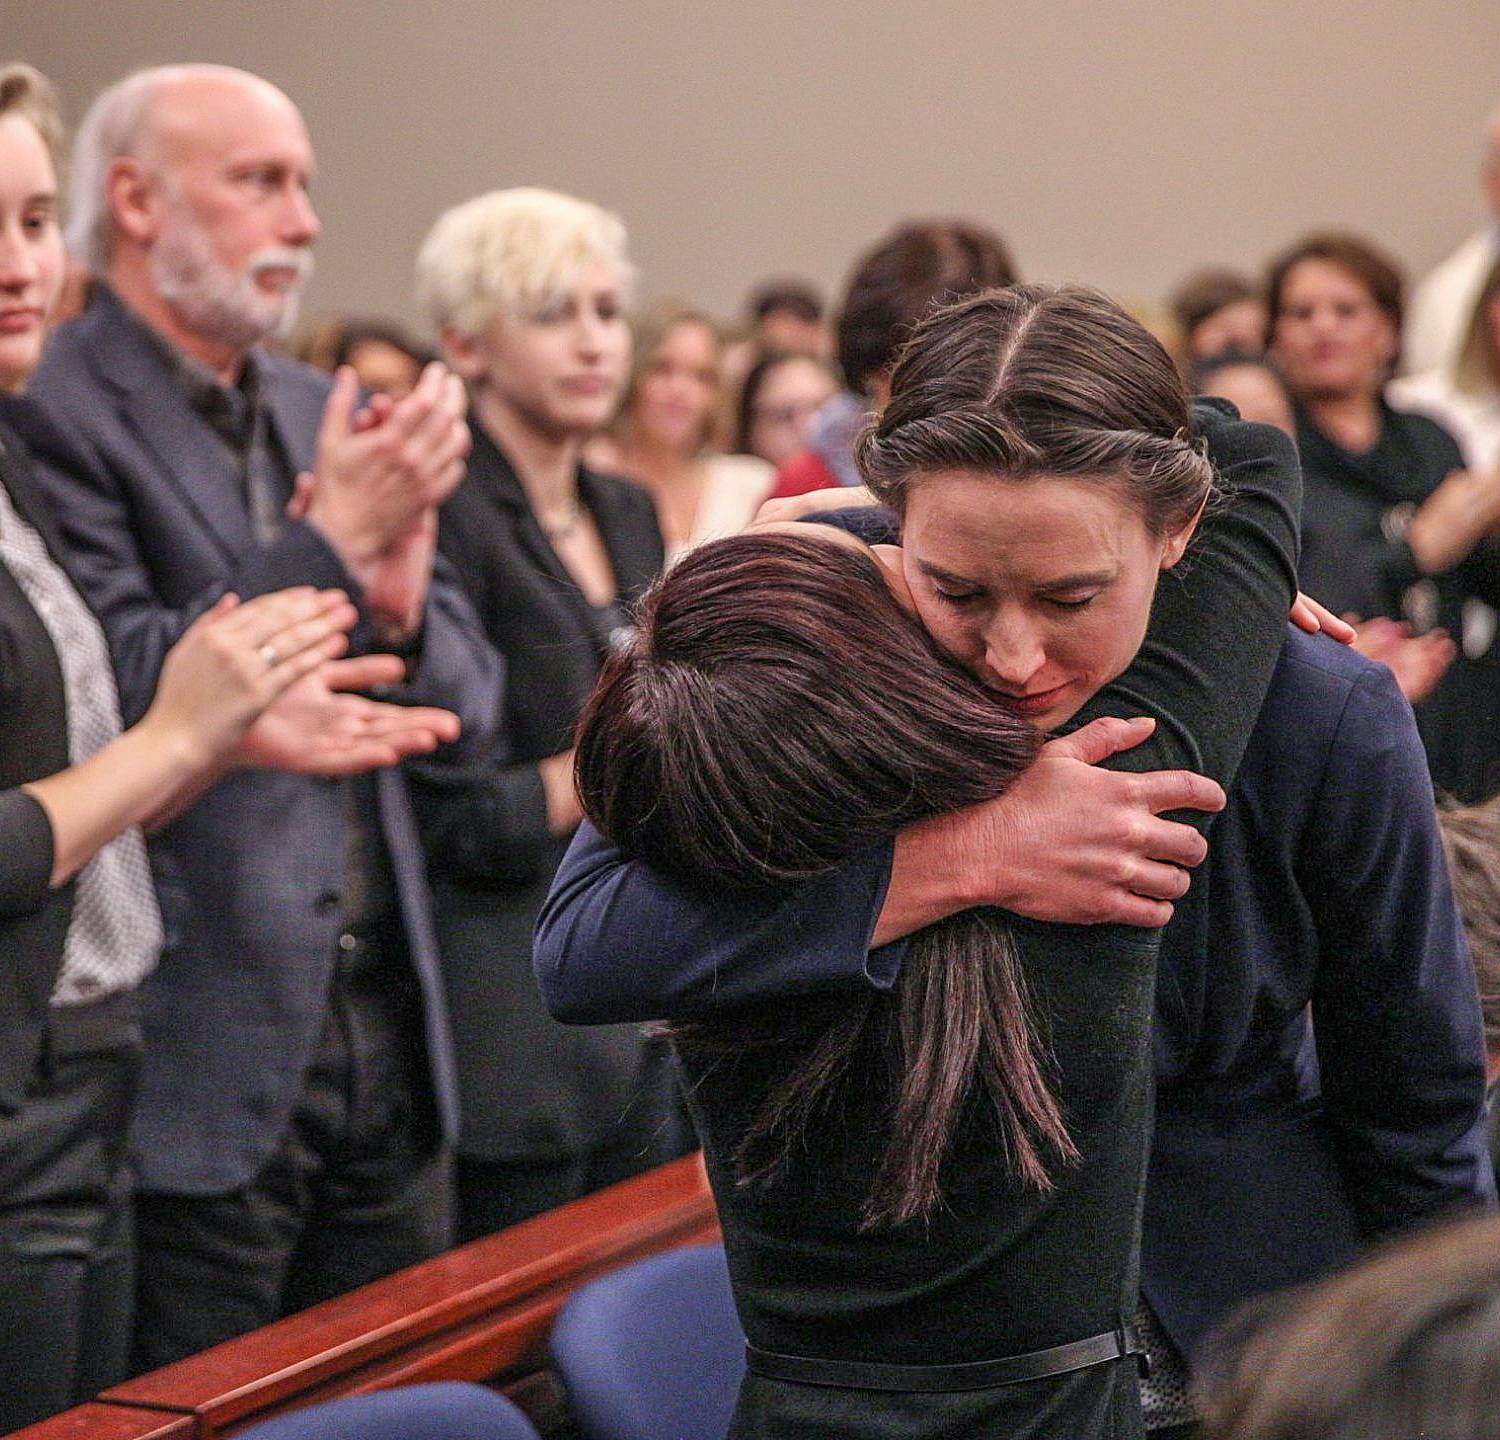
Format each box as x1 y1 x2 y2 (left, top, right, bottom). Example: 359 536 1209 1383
575 529 1074 1228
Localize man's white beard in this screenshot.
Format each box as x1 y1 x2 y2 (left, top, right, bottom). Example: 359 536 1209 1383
150 205 313 353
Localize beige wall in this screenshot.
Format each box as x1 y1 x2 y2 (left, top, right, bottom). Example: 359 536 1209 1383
9 0 1498 340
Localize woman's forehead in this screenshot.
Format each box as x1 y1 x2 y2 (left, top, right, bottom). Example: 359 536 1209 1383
900 474 1146 582
903 470 1145 560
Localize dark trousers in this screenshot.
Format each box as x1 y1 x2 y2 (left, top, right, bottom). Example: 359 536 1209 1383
455 1041 696 1243
131 930 451 1372
0 992 142 1432
456 1118 690 1243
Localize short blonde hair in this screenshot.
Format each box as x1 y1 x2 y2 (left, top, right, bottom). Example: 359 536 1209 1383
0 63 63 172
415 186 634 335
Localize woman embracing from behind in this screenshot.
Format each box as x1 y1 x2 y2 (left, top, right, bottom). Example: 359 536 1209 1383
570 285 1299 1438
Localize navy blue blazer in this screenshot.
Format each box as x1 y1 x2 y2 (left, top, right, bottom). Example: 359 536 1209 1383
1143 627 1492 1361
537 628 1493 1364
0 291 504 1195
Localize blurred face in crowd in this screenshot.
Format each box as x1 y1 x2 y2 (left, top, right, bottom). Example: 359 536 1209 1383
757 307 831 359
747 355 837 467
897 471 1197 733
457 257 630 442
346 337 422 400
1188 297 1267 360
1199 362 1295 437
632 317 721 454
1271 258 1397 404
0 112 64 393
126 72 319 350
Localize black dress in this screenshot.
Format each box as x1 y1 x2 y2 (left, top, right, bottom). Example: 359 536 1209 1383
673 403 1302 1439
410 423 688 1237
1294 399 1500 801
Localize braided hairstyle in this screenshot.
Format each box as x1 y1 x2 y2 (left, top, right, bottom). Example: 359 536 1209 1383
858 283 1215 534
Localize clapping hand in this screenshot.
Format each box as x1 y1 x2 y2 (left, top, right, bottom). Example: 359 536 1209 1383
1406 466 1500 575
307 361 468 546
235 654 460 776
144 588 360 765
301 362 468 637
1350 615 1456 703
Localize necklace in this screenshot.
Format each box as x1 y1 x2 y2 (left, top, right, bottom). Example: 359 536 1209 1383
541 496 585 542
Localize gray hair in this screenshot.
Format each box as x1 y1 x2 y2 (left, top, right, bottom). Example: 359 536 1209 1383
66 64 256 270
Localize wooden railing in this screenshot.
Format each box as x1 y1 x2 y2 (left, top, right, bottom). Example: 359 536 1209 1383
7 1153 718 1440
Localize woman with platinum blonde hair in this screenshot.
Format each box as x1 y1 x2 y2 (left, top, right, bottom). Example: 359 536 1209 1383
409 187 688 1240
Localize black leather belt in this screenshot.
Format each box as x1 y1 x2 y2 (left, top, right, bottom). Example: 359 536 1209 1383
745 1322 1143 1394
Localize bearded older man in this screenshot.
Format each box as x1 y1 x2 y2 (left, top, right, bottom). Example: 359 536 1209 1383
0 64 502 1368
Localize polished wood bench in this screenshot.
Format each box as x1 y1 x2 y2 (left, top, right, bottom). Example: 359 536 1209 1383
6 1153 717 1440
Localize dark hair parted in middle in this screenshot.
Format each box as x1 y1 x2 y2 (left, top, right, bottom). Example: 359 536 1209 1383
858 283 1216 533
575 528 1074 1227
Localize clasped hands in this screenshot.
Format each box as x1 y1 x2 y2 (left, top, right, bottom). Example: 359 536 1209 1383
297 360 470 642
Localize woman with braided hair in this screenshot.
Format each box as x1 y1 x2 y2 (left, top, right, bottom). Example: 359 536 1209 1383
567 285 1275 1437
556 287 1489 1436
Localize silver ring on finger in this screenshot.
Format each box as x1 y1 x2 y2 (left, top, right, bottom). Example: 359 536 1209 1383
258 643 281 668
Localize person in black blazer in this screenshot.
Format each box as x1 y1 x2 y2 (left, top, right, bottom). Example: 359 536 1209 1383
0 64 460 1429
1266 232 1500 803
2 64 502 1372
411 186 687 1238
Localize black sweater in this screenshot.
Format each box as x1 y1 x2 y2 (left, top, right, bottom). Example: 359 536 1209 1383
1295 400 1500 801
681 401 1301 1440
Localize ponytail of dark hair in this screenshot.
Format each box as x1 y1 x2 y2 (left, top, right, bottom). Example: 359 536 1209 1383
575 529 1075 1228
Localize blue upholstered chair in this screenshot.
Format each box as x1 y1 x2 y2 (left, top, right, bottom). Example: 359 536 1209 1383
230 1381 542 1440
551 1243 745 1440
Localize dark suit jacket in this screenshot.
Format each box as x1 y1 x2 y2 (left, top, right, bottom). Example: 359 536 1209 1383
0 430 80 1108
411 423 668 1159
0 291 504 1194
1143 628 1493 1362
